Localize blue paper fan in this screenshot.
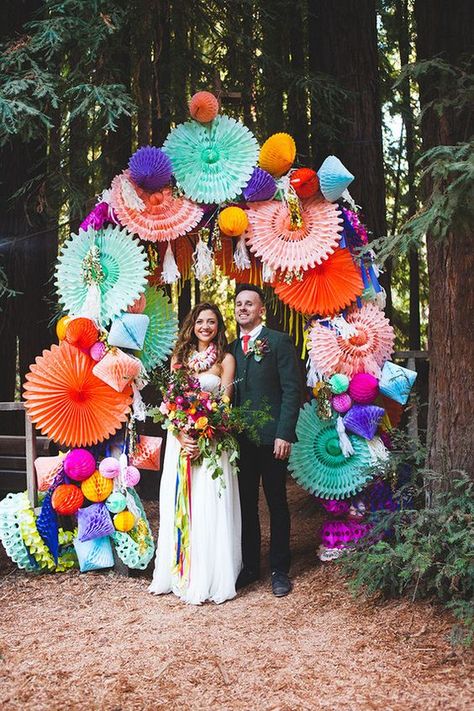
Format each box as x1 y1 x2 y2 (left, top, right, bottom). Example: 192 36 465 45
55 226 149 326
137 286 178 371
36 491 59 562
163 115 259 204
288 400 373 499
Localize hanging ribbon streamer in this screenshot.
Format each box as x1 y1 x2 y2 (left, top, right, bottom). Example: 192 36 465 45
233 235 251 270
174 451 192 585
192 228 214 280
162 242 181 284
336 415 354 458
120 175 145 212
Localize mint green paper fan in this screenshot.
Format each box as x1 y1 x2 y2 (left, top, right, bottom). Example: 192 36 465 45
137 285 178 371
0 492 38 571
55 226 148 326
288 400 373 499
163 115 259 204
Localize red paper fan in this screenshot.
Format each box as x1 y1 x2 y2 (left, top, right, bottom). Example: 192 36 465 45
245 196 342 272
273 248 363 316
215 235 263 285
308 303 395 378
110 170 204 242
23 342 132 447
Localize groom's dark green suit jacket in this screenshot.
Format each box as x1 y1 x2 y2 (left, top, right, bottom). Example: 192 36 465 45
229 326 302 445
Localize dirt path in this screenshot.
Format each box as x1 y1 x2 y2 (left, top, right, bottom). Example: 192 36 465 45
0 481 472 711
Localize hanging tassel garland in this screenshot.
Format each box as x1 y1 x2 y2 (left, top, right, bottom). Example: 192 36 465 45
336 415 355 458
233 236 251 270
162 242 181 284
192 229 214 280
262 261 275 283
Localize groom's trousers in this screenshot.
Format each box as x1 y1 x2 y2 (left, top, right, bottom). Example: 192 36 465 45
237 436 291 575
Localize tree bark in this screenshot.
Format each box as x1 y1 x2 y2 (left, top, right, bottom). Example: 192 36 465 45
288 0 309 160
415 0 474 482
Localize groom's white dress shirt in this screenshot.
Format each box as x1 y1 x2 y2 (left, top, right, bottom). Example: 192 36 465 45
240 324 263 351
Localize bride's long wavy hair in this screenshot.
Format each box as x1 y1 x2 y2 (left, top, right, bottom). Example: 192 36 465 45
173 302 228 368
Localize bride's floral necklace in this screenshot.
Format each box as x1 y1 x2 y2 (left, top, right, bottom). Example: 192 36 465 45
187 342 217 373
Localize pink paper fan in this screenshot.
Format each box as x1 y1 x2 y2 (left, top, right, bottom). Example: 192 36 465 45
245 196 342 272
110 170 204 242
308 303 395 378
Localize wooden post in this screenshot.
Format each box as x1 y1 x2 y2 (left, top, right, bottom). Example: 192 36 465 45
24 411 38 508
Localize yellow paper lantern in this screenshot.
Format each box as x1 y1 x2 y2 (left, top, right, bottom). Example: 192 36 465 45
81 470 113 502
113 510 135 532
259 133 296 177
56 315 72 341
218 206 249 237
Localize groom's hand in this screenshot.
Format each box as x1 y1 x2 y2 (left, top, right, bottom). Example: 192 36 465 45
273 438 291 460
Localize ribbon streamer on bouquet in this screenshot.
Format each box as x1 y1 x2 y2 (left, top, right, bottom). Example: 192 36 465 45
174 451 192 585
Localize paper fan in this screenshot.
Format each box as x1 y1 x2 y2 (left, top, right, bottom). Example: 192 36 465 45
55 226 148 325
273 248 363 316
288 401 373 499
137 286 178 371
110 171 203 242
308 303 395 378
36 491 59 562
23 342 132 447
245 196 343 273
162 115 259 204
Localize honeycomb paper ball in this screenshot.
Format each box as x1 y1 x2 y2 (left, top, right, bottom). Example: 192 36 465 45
290 168 320 199
348 373 379 405
332 393 353 414
56 315 72 341
124 465 141 487
99 456 121 479
105 492 127 514
218 206 249 237
329 373 350 394
259 133 296 177
89 341 107 362
113 510 135 532
64 448 96 482
189 91 219 123
51 484 84 515
81 470 114 502
65 318 99 351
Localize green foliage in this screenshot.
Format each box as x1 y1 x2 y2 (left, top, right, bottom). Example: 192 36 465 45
341 474 474 646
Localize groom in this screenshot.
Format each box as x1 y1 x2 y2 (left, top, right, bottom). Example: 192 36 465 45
230 285 302 596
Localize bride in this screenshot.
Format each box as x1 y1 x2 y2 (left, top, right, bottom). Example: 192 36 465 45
149 302 242 604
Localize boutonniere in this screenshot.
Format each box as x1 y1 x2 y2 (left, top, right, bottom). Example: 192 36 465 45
247 337 270 362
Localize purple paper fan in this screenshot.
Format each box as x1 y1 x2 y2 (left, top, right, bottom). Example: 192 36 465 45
343 404 385 440
129 146 172 192
36 491 59 562
242 167 277 202
320 519 371 549
77 503 115 542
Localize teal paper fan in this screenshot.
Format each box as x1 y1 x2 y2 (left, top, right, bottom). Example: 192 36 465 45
137 285 178 371
288 400 373 499
55 226 148 326
163 115 259 204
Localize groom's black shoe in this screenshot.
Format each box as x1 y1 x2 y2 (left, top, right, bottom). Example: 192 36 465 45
271 571 292 597
236 568 259 590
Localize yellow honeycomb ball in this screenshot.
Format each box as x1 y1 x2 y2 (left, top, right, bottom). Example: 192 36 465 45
56 315 72 341
218 206 249 237
113 510 135 532
81 470 113 502
259 133 296 177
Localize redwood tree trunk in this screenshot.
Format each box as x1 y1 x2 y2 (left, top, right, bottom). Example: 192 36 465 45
415 0 474 482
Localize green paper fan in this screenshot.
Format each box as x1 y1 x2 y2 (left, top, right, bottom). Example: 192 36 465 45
56 226 149 326
163 115 259 204
288 400 373 499
137 285 178 371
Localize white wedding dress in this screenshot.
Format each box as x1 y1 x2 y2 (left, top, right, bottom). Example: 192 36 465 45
149 373 242 604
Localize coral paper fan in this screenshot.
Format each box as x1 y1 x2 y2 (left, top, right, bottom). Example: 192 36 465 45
308 303 395 378
274 248 363 316
162 115 259 204
23 342 132 448
110 171 203 242
245 197 343 273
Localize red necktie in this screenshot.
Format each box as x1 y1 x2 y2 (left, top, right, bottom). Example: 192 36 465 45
242 334 251 354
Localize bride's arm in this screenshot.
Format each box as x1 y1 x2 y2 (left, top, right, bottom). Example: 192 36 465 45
220 353 236 399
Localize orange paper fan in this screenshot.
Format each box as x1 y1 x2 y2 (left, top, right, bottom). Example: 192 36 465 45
273 248 363 316
110 170 204 242
245 196 342 272
308 303 395 378
23 342 132 447
215 235 263 285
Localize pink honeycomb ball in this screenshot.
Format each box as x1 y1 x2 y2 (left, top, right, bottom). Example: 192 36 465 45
89 341 107 362
348 373 379 405
99 456 121 479
332 393 353 414
64 448 96 482
124 465 141 487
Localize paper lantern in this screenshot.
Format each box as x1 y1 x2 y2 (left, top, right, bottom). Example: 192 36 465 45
89 341 107 362
51 484 84 515
379 361 417 405
246 197 343 273
105 492 127 514
343 405 385 440
242 167 277 202
34 455 64 492
113 510 135 532
348 373 379 405
129 435 162 471
77 503 115 542
317 156 354 202
36 491 59 562
56 315 72 341
290 168 319 198
189 91 219 123
259 133 296 177
127 293 146 314
129 146 172 192
74 535 114 572
137 286 178 371
218 206 249 237
329 374 349 394
124 465 141 487
332 393 352 414
108 313 149 351
65 318 99 351
81 470 114 503
64 449 96 482
92 349 141 393
23 342 132 448
99 457 121 479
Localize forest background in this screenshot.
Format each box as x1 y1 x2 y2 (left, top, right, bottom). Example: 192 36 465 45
0 0 472 489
